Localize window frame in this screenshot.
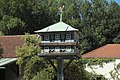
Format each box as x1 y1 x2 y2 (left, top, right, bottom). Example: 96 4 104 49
66 34 71 40
55 34 60 40
44 34 49 40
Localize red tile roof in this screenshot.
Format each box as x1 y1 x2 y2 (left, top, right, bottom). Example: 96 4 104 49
81 44 120 58
0 35 24 58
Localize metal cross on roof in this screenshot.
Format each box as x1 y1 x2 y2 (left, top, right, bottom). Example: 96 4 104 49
59 5 64 22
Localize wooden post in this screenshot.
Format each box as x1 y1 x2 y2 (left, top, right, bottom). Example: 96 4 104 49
57 58 64 80
46 58 74 80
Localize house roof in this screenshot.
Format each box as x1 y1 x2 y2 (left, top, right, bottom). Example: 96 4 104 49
35 21 78 33
81 44 120 58
0 35 24 58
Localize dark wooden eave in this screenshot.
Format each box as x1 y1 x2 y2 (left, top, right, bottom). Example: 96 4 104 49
38 52 80 59
39 42 80 46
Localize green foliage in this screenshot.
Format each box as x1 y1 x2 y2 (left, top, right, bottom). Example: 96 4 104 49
64 60 107 80
32 70 50 80
110 63 120 80
32 65 55 80
0 0 120 51
82 58 115 67
0 15 25 35
113 33 120 43
17 34 42 80
79 0 120 53
17 34 55 80
87 74 106 80
64 60 87 80
0 31 4 36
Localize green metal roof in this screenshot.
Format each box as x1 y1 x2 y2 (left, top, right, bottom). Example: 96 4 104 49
0 58 17 66
35 22 78 33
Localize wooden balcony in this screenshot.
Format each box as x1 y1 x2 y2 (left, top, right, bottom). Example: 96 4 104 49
39 42 79 46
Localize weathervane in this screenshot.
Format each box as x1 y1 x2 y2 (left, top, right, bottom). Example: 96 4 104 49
59 5 64 22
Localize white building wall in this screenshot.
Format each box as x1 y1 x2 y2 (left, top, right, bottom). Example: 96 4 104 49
85 59 120 80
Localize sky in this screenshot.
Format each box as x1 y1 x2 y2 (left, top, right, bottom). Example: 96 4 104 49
115 0 120 5
108 0 120 5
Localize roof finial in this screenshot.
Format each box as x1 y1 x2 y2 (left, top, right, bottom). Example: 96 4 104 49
59 5 64 22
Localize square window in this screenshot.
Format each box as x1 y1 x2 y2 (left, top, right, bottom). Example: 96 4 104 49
44 34 49 40
55 34 60 40
66 34 71 40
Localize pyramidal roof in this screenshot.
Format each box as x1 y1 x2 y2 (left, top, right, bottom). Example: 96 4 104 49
35 22 78 33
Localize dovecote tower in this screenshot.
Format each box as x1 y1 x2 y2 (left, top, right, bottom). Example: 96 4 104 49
35 22 81 80
35 22 80 58
35 6 81 80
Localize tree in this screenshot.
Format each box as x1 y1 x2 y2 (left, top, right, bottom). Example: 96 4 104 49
0 0 26 35
79 0 120 54
0 15 25 35
16 34 55 80
17 34 42 80
0 31 4 36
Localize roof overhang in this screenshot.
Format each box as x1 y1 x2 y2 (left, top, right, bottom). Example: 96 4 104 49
0 58 17 67
34 22 79 33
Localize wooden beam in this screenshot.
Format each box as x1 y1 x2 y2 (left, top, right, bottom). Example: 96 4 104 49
47 59 57 73
57 58 64 80
64 59 73 72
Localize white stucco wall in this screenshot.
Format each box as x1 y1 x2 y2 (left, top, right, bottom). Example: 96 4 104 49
85 59 120 80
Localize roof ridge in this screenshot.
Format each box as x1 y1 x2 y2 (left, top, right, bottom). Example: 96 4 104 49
65 26 69 31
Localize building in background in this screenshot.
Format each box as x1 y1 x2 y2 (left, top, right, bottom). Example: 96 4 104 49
0 36 24 80
82 44 120 80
